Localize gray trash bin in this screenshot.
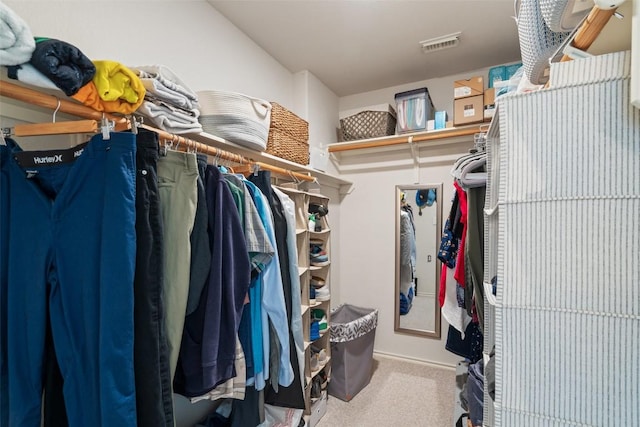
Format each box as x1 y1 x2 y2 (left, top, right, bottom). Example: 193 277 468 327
328 304 378 402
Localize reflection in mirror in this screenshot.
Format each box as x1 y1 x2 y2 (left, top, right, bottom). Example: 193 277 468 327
395 184 443 338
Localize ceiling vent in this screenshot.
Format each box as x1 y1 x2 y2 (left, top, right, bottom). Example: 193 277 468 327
419 32 462 53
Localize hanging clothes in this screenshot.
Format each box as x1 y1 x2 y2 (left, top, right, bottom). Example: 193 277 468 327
173 165 251 397
263 189 305 409
133 129 174 426
1 133 138 426
186 153 212 317
157 149 198 383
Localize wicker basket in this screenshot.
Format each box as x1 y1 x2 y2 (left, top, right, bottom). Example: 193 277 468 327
270 102 309 141
267 128 309 165
340 109 397 141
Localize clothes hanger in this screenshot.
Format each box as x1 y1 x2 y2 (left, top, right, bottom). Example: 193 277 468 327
8 100 128 139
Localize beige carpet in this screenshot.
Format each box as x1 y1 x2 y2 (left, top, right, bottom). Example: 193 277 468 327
318 355 454 427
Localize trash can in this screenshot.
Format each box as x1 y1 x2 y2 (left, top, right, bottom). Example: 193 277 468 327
328 304 378 402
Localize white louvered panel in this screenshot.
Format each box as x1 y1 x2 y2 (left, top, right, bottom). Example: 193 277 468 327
493 51 640 427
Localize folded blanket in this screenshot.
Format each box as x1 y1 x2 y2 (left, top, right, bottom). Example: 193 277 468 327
6 62 59 91
137 99 203 134
72 81 143 115
92 60 145 104
132 65 198 108
0 3 35 66
29 37 95 96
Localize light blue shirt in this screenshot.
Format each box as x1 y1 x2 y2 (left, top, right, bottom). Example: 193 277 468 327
272 188 305 386
244 180 293 389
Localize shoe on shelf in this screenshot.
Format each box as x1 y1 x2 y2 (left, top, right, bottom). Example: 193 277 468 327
310 321 320 341
310 243 329 266
309 285 316 304
311 309 328 331
310 352 320 372
318 369 329 390
310 276 326 288
310 376 322 401
308 214 317 232
315 286 330 302
311 345 328 366
309 203 328 218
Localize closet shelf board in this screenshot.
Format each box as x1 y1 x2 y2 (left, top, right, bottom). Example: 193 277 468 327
310 229 331 236
327 124 482 153
310 264 330 271
296 228 307 235
298 266 308 276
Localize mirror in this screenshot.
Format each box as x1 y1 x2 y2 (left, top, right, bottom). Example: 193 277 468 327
395 183 443 338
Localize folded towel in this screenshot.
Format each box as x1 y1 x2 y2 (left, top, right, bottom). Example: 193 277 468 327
72 81 143 115
92 60 145 104
29 37 95 96
6 63 59 91
137 100 203 134
0 3 35 66
139 78 197 111
132 65 198 107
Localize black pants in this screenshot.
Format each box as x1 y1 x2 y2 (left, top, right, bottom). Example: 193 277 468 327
248 172 305 409
186 154 211 316
133 130 174 426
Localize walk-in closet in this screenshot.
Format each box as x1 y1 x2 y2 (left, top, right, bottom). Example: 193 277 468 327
1 1 638 426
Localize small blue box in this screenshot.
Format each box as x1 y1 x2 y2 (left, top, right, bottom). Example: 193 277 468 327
488 66 506 88
434 111 447 130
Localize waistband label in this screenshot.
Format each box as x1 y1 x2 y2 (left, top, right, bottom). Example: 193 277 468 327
13 142 89 168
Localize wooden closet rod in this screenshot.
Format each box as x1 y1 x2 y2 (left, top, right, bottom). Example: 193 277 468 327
0 80 127 125
0 80 314 182
561 6 618 62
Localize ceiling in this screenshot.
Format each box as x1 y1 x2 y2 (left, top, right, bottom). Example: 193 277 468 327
207 1 523 97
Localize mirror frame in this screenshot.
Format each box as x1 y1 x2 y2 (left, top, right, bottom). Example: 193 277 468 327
394 183 443 339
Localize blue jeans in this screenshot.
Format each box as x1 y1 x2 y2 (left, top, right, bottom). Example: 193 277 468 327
0 133 138 426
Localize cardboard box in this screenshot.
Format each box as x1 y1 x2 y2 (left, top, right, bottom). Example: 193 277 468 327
484 88 495 107
454 76 484 99
484 107 495 122
454 95 484 126
434 111 447 130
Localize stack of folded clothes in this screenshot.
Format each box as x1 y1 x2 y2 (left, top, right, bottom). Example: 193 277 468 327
130 65 203 134
72 60 145 114
2 3 95 96
2 5 146 115
0 2 35 66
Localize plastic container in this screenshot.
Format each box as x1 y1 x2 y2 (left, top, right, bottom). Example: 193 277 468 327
328 304 378 402
394 88 435 134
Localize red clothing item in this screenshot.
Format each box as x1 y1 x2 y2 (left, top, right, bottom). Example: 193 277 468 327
439 262 448 307
453 182 468 287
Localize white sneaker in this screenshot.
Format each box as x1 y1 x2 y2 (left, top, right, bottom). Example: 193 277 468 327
316 286 330 301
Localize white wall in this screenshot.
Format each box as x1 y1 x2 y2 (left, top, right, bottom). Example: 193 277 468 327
5 0 295 109
334 142 467 366
339 64 515 125
333 66 506 365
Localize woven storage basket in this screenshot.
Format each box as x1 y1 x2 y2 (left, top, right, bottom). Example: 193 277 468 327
340 109 397 141
270 102 309 142
267 128 309 165
197 90 271 151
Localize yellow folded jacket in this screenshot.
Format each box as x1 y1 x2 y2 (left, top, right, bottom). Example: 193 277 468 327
72 81 143 114
92 60 145 104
